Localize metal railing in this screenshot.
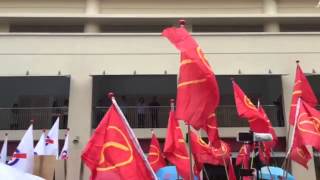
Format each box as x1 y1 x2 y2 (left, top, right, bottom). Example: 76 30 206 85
0 107 68 130
93 105 284 128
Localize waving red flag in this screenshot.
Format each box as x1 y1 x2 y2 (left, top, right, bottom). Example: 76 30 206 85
162 25 220 130
147 132 166 172
290 143 312 169
289 64 318 125
204 113 221 148
232 80 269 133
81 101 155 180
294 100 320 151
163 110 191 180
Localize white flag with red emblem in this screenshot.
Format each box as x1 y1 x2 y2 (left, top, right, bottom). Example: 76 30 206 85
59 131 69 160
0 134 8 163
45 118 59 158
7 124 34 173
34 130 46 155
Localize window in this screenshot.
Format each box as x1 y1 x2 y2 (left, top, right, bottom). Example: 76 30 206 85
193 25 264 33
0 76 70 130
280 24 320 32
100 25 170 33
92 75 177 128
10 24 84 33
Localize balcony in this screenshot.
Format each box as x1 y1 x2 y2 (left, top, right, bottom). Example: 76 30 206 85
93 104 283 128
0 107 68 130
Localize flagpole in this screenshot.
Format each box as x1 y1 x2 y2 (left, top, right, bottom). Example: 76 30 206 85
223 157 229 180
187 124 195 180
109 92 158 180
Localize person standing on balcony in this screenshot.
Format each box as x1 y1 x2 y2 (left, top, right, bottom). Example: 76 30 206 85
149 96 160 128
137 97 146 128
118 96 128 117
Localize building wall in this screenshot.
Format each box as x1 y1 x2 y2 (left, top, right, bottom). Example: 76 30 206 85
0 33 318 179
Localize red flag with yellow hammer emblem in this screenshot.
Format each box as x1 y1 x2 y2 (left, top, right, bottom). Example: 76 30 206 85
289 64 318 125
162 25 220 130
232 80 269 133
81 102 155 180
294 100 320 151
147 132 166 172
163 109 191 180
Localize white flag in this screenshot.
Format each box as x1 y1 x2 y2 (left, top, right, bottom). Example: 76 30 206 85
7 124 34 173
45 117 59 157
0 163 44 180
34 131 46 155
0 134 8 163
59 131 69 160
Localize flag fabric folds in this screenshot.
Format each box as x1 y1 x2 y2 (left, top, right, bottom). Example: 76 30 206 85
289 64 318 125
232 80 269 133
34 130 46 155
0 134 8 164
59 131 69 160
0 163 44 180
294 100 320 151
204 113 221 148
163 110 191 180
162 26 220 130
81 103 155 180
147 132 166 173
290 143 312 169
7 124 34 173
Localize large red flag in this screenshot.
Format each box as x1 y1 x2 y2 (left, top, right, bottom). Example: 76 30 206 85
290 143 312 169
204 113 221 148
81 103 155 180
147 132 166 172
294 100 320 151
232 80 269 133
162 26 220 130
289 64 318 125
163 110 191 180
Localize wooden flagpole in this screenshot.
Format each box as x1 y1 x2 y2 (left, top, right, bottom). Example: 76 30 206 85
187 124 194 180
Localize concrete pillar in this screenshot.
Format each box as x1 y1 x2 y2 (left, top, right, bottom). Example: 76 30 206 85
0 23 9 32
66 75 92 180
85 0 99 33
263 0 280 32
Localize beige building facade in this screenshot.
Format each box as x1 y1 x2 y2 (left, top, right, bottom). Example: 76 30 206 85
0 0 320 179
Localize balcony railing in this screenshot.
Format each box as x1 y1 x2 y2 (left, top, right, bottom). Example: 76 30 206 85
0 107 68 130
93 105 284 128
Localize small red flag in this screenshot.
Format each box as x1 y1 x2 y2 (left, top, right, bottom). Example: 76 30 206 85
236 144 251 180
294 100 320 151
163 110 191 180
232 80 269 133
162 26 220 130
289 64 318 125
147 132 166 173
290 143 311 169
81 104 155 180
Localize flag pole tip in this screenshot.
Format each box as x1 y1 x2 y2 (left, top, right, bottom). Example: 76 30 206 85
230 77 234 81
179 19 186 27
67 128 70 131
5 133 8 136
296 60 300 64
170 99 175 103
107 92 115 99
30 119 34 124
42 129 46 132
